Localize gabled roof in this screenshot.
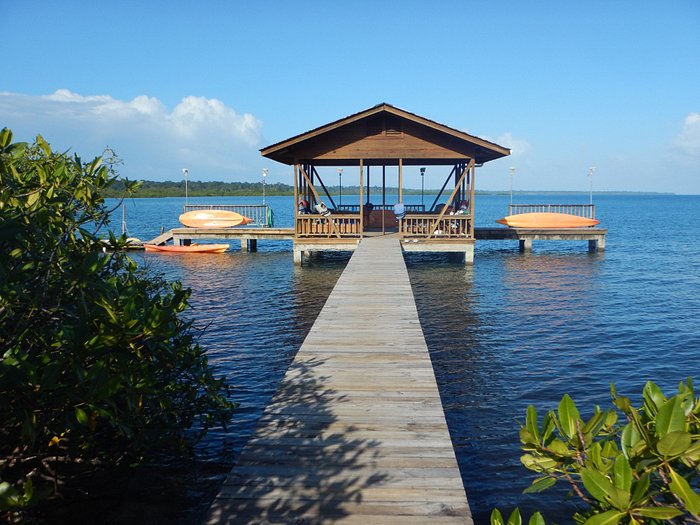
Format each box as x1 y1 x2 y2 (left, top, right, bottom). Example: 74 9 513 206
260 103 510 166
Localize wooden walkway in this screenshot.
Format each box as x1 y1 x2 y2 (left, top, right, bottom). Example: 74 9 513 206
205 235 471 524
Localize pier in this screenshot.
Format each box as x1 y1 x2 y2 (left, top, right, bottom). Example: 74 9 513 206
205 235 472 524
147 226 606 258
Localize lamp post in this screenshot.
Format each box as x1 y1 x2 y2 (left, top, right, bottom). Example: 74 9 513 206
338 168 343 207
588 166 596 205
420 167 425 207
509 167 515 205
182 168 189 208
262 168 268 205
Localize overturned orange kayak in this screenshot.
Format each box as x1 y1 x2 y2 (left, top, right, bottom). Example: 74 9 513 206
496 212 600 228
179 210 252 228
144 243 229 253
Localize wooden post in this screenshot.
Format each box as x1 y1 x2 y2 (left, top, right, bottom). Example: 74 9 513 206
293 163 299 237
398 158 403 202
366 165 370 203
359 159 364 237
469 160 476 238
382 165 386 234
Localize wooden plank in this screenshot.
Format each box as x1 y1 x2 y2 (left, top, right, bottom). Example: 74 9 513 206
205 235 472 524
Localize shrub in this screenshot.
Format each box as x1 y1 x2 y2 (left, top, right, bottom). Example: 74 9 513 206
492 380 700 524
0 129 234 514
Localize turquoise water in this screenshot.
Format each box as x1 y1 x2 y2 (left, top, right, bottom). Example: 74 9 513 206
96 193 699 523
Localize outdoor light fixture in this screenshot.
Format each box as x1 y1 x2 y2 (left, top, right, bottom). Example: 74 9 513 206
182 168 189 207
588 167 596 205
262 168 269 205
420 167 426 206
509 167 515 205
338 168 343 206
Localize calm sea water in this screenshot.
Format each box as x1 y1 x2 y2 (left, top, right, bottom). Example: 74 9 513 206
84 193 699 523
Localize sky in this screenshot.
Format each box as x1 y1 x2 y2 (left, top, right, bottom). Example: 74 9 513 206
1 1 699 193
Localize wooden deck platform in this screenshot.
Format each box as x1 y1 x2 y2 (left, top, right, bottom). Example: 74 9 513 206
143 226 606 259
475 227 607 252
205 236 471 524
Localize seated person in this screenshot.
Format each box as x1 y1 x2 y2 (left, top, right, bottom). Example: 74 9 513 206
394 202 406 220
298 199 310 214
455 200 469 215
314 202 331 217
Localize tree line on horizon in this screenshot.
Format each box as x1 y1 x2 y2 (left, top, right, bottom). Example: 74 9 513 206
103 179 662 199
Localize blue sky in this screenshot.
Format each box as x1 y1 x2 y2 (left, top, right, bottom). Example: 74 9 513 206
1 1 699 193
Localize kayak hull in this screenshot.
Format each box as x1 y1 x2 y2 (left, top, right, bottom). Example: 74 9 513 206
179 210 252 228
496 212 600 229
144 243 229 253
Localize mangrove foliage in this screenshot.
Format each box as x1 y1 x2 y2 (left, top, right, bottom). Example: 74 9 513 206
0 129 234 518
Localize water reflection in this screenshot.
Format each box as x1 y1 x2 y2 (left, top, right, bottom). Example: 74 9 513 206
407 251 606 523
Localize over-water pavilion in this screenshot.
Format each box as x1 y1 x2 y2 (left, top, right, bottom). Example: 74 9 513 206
261 103 510 264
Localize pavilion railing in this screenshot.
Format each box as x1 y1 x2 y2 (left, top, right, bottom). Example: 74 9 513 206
400 214 473 239
508 204 595 219
183 204 272 227
337 204 425 212
295 214 361 238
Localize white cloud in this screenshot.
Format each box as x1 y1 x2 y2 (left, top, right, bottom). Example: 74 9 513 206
0 90 264 181
672 112 700 156
495 132 532 157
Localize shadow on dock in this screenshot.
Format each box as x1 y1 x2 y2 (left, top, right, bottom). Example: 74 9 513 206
204 358 387 524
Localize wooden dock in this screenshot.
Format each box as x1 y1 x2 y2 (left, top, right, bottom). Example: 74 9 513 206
205 235 471 524
146 226 606 258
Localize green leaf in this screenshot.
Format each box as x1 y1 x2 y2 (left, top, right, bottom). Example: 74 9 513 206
682 440 700 461
490 508 505 525
668 467 700 514
630 474 650 505
507 507 522 525
528 512 545 525
657 430 692 457
0 481 21 509
621 423 641 459
613 455 632 492
521 454 558 471
548 439 571 457
655 397 685 437
613 394 631 412
526 405 540 442
558 394 580 439
583 510 623 525
541 411 555 443
523 476 556 494
75 407 89 426
581 468 615 504
583 409 606 436
642 381 666 416
634 507 683 519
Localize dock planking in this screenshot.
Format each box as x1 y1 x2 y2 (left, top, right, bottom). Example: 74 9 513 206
205 235 472 524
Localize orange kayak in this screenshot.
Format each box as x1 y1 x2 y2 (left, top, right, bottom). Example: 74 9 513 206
179 210 252 228
144 243 229 253
496 212 600 228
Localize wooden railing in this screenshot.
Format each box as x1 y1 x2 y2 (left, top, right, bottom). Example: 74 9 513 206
295 214 361 238
508 204 595 219
400 214 472 239
337 204 425 212
183 204 272 227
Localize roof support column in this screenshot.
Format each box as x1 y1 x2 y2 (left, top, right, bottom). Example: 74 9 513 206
398 158 403 202
469 159 476 238
359 159 364 237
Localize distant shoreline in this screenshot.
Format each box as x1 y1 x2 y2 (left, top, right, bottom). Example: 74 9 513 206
105 180 675 199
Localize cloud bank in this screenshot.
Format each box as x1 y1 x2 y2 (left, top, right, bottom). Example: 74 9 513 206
0 90 263 181
672 112 700 157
